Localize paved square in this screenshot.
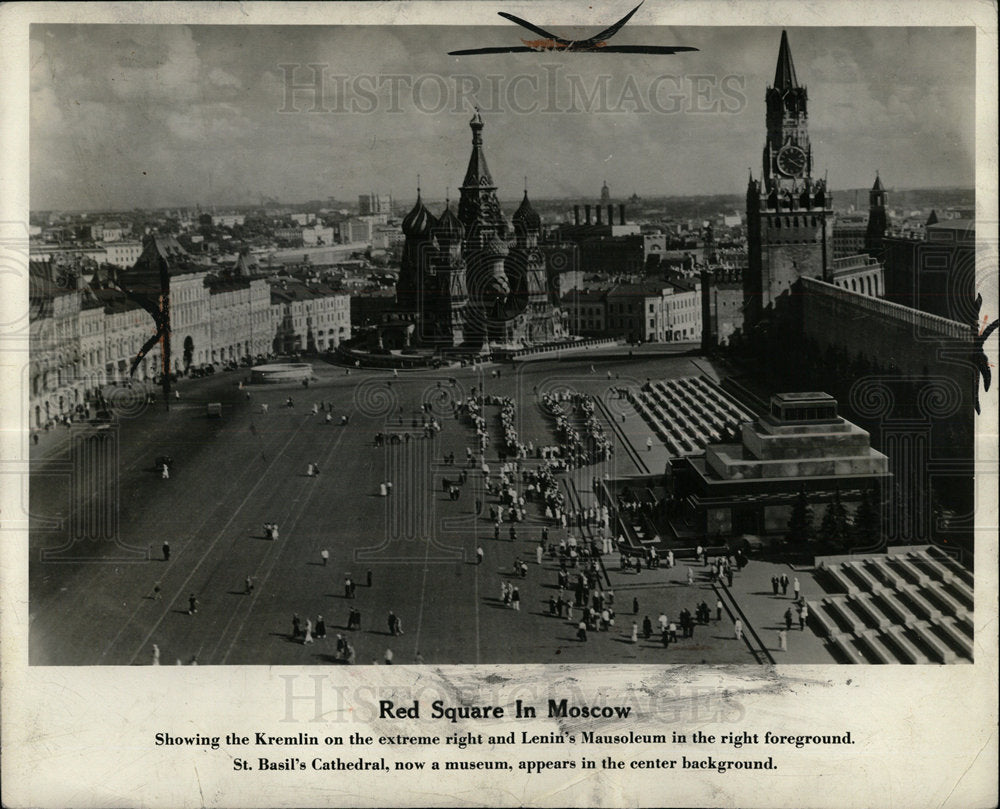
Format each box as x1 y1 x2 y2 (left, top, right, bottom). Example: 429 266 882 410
29 348 830 666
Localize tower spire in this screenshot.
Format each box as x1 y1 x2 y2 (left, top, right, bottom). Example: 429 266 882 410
458 110 505 239
773 30 799 90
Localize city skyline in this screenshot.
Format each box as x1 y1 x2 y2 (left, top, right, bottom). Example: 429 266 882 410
30 25 975 211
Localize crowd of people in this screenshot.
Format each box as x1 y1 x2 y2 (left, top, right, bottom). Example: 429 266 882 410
540 393 614 469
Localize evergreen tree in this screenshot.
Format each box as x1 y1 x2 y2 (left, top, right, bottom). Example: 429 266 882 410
819 488 850 543
786 486 814 543
851 487 881 549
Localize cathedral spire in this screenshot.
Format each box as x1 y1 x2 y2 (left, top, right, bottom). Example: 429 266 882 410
773 30 799 91
458 109 505 239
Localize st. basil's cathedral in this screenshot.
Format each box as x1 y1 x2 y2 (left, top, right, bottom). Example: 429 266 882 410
397 111 565 349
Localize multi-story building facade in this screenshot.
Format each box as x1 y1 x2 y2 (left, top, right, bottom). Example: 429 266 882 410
269 279 351 354
28 236 350 430
561 288 608 336
105 241 145 268
603 281 703 343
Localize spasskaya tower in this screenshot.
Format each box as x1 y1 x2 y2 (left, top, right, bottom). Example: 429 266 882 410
745 30 833 324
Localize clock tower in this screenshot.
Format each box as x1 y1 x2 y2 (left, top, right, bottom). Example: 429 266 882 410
745 30 833 325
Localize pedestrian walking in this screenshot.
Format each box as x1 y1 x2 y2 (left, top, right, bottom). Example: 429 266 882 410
303 619 314 644
687 567 694 585
631 622 638 643
366 569 373 588
726 568 734 587
646 436 653 452
784 608 793 631
512 587 521 611
161 463 170 480
162 541 171 561
536 544 543 565
321 549 329 566
152 644 160 665
780 574 789 595
778 629 787 652
633 597 639 615
315 615 326 639
716 598 723 621
577 621 587 642
476 546 484 564
292 613 301 639
799 605 807 631
187 594 198 615
793 577 800 600
734 619 743 640
245 575 254 595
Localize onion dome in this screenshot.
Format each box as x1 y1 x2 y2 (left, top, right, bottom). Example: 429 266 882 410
485 232 510 258
513 190 541 234
435 204 465 245
402 192 436 238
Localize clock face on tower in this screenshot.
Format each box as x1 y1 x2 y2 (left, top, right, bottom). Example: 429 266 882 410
776 145 807 177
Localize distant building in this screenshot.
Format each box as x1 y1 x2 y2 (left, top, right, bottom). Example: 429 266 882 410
833 214 868 259
104 241 144 268
211 213 245 228
302 225 335 246
99 222 127 243
359 193 393 216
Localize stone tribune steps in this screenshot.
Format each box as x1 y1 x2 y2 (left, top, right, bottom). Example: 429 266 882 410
931 616 974 661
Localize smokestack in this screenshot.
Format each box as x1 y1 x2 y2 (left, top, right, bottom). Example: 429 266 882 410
619 203 625 226
608 204 614 227
596 205 603 225
585 204 591 225
574 205 580 225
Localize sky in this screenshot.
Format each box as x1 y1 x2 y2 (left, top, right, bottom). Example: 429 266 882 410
29 24 976 211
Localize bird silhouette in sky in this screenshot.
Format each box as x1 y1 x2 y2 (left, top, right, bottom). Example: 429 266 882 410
448 2 697 56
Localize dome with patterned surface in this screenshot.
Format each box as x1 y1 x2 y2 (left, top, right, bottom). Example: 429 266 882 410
435 204 465 245
402 193 437 238
513 190 541 233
